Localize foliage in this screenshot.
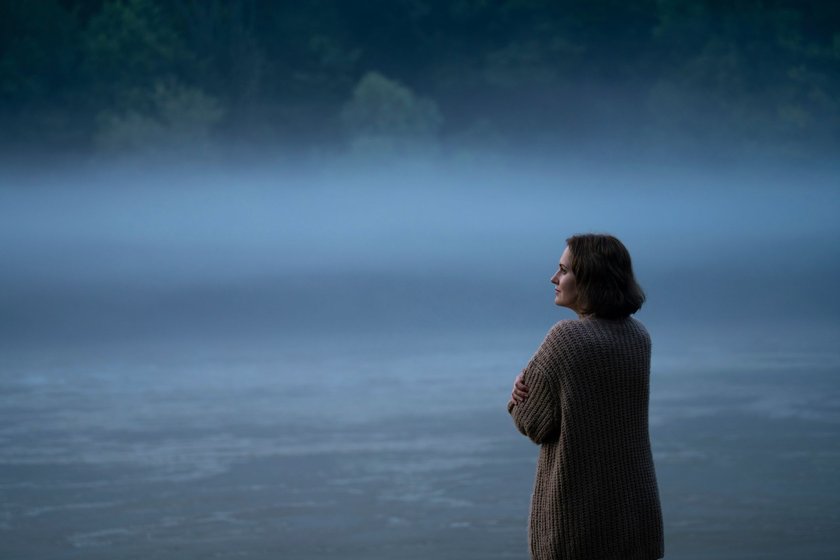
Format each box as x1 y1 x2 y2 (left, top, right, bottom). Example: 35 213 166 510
0 1 84 147
81 0 190 112
0 0 837 157
341 71 442 153
94 81 224 153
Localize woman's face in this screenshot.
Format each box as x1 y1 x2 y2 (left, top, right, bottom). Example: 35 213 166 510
551 246 579 311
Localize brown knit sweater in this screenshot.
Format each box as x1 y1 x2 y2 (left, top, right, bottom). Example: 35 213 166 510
508 317 663 560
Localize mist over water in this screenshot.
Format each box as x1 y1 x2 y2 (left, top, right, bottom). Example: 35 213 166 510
3 155 838 344
2 154 839 558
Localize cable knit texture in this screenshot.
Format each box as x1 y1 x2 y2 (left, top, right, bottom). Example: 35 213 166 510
508 317 663 560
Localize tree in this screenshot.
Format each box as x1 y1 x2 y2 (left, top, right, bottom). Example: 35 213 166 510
340 71 443 154
94 80 223 154
81 0 190 112
0 0 84 149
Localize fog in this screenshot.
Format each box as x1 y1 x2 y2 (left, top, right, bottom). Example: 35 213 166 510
2 153 839 559
3 155 838 346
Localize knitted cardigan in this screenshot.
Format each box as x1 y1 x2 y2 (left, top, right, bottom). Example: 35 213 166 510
508 317 663 560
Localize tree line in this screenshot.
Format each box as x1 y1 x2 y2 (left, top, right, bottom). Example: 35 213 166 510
1 0 838 157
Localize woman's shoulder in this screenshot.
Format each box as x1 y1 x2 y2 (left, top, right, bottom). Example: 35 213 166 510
547 316 650 342
627 315 650 336
537 317 650 370
545 319 589 341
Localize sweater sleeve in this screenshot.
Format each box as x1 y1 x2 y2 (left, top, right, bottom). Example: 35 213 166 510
507 359 561 445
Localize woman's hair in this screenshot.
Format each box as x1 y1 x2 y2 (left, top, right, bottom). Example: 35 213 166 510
565 233 645 319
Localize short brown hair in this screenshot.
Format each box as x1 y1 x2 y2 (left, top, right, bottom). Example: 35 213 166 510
566 233 645 319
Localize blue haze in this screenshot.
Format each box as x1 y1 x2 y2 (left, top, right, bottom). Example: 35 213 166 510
1 156 839 558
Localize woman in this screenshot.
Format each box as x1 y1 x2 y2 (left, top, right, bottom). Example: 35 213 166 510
508 234 663 560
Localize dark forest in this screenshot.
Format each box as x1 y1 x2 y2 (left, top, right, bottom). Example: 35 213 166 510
1 0 838 158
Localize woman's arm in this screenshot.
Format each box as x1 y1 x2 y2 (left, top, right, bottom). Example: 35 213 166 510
510 371 529 404
507 362 560 444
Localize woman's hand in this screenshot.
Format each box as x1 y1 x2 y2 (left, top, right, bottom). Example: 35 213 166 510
511 371 529 404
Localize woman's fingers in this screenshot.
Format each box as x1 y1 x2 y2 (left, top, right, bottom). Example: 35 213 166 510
511 377 530 403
